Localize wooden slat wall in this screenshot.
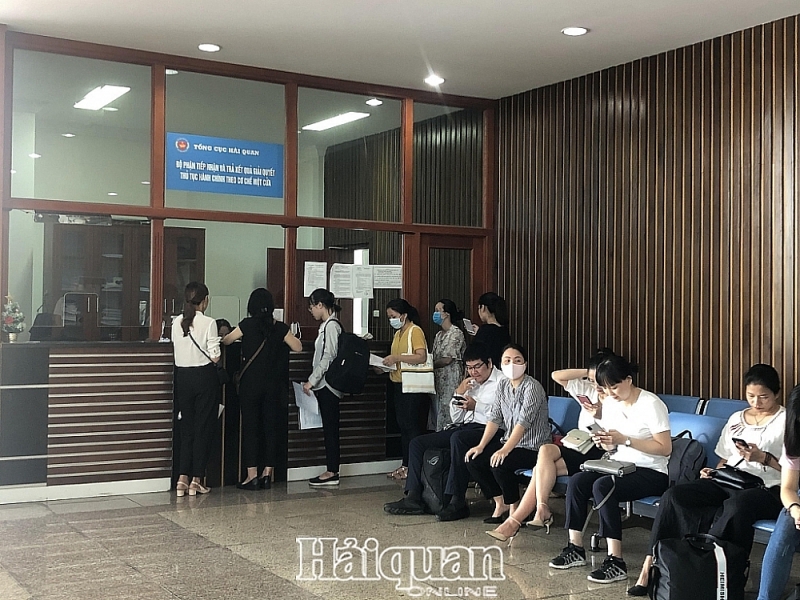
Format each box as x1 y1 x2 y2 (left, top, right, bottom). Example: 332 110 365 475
47 346 173 485
498 15 800 399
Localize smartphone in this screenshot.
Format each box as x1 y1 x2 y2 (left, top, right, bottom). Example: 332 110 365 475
462 318 476 335
451 395 467 407
586 423 606 434
576 394 596 406
732 437 749 450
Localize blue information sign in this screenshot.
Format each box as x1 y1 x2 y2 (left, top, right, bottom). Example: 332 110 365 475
165 133 284 198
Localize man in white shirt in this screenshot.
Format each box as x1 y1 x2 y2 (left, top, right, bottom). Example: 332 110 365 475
384 344 504 519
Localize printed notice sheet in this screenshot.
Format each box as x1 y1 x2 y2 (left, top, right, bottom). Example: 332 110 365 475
303 262 328 296
329 264 354 299
373 265 403 289
352 265 374 298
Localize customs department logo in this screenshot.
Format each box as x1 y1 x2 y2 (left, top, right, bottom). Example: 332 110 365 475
175 138 189 152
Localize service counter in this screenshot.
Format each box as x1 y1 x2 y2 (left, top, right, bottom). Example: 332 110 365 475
0 339 398 504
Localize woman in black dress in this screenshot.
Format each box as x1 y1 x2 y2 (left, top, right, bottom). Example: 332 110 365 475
472 292 511 367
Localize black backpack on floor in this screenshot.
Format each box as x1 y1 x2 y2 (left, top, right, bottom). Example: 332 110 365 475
421 448 451 514
322 321 370 395
649 533 749 600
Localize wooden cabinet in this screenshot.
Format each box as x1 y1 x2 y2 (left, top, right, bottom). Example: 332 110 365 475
42 223 204 342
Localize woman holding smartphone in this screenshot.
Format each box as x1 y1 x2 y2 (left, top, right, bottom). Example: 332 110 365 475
628 364 786 596
486 348 612 541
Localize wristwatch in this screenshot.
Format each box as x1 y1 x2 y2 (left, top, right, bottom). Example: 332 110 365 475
625 437 632 447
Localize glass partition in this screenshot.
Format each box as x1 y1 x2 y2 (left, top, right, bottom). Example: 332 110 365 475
413 104 484 226
11 51 152 205
8 210 151 341
298 88 401 221
296 226 402 342
165 71 285 214
161 219 286 337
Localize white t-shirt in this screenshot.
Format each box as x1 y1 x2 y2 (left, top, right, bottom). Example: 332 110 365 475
449 367 505 425
597 389 671 474
716 407 785 488
564 378 601 431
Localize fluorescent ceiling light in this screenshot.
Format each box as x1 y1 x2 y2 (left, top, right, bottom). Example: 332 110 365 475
29 153 41 158
302 112 370 131
107 192 118 196
366 98 383 107
141 181 150 185
198 43 221 53
424 74 445 86
10 169 16 174
165 69 179 75
74 85 130 110
562 26 589 36
102 107 119 112
62 133 75 138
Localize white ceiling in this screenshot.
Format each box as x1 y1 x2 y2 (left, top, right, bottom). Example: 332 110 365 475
1 1 799 99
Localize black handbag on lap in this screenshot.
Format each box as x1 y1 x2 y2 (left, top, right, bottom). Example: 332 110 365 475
708 465 764 490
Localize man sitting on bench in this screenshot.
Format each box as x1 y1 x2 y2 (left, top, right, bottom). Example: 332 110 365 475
384 343 504 520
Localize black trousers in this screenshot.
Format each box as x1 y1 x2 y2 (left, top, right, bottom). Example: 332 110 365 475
390 381 428 466
465 437 538 505
565 468 669 541
238 379 283 470
175 364 218 478
316 386 340 473
648 478 782 554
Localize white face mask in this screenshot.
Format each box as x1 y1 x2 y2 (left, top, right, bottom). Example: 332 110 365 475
389 317 403 330
502 363 526 380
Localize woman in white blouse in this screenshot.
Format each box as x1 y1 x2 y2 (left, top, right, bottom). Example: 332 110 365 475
171 282 221 497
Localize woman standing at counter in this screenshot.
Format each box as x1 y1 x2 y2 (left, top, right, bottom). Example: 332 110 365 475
223 288 302 490
172 282 221 496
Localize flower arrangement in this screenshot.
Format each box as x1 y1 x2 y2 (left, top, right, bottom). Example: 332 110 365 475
2 295 26 333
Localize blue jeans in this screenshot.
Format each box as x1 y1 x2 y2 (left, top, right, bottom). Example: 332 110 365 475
757 507 800 600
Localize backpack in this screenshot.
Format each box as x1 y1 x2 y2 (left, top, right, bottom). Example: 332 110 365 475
649 533 749 600
421 448 451 514
667 430 706 487
321 320 370 395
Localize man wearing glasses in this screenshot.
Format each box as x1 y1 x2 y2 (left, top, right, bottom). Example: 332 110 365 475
384 343 504 521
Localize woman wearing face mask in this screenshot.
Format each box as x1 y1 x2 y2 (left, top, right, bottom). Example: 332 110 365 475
382 298 429 480
431 299 466 431
472 292 511 368
548 354 671 585
464 344 550 523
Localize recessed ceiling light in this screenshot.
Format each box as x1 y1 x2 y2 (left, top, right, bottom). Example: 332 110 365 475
302 112 370 131
62 133 76 138
424 74 445 86
165 69 179 75
198 43 221 53
29 153 41 159
365 98 383 107
74 85 130 110
108 192 118 196
562 26 589 36
141 181 150 185
102 107 119 112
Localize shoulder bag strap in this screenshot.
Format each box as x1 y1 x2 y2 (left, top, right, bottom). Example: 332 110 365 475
238 336 267 379
187 331 213 364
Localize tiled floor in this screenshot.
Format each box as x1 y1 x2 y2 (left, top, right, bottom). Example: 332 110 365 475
0 475 795 599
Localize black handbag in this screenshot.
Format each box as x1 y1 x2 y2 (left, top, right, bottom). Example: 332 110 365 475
708 465 764 490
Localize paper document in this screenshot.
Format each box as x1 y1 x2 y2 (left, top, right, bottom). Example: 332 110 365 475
293 382 322 429
369 353 396 371
303 262 328 296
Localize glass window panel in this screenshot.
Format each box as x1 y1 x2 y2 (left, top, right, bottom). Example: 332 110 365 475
161 220 285 338
8 209 151 342
413 104 484 226
298 89 401 222
165 72 285 215
296 226 402 342
11 51 151 205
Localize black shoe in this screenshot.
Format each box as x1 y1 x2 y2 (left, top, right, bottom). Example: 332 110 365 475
548 543 587 569
587 555 627 583
236 478 259 491
483 511 509 524
627 584 648 596
309 474 340 487
436 504 470 522
259 476 271 490
384 497 425 515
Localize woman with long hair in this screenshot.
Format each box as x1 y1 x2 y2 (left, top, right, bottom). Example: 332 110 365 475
431 299 466 431
172 282 221 496
303 288 344 486
472 292 511 368
223 288 302 490
382 298 429 480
